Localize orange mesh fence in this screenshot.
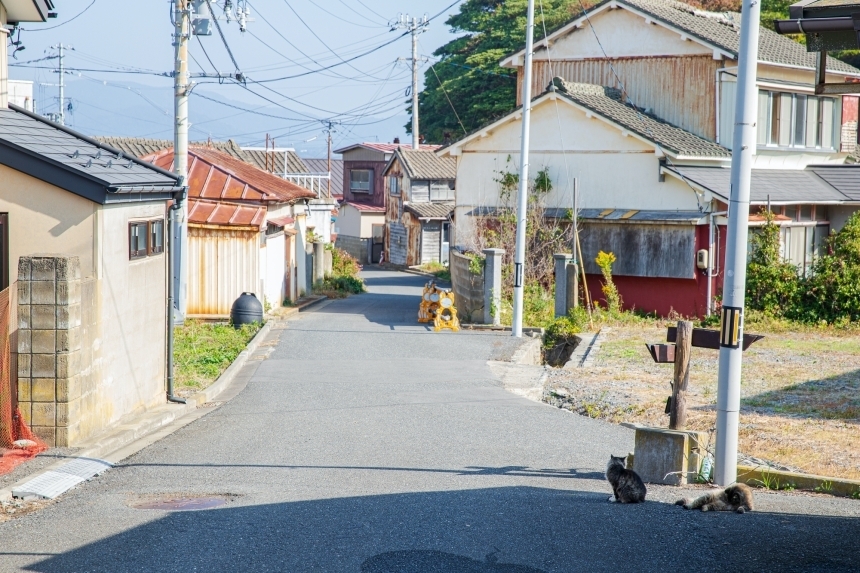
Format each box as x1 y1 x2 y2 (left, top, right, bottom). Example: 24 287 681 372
0 286 47 476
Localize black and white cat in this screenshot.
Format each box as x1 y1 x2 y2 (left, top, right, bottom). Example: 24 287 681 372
606 454 647 504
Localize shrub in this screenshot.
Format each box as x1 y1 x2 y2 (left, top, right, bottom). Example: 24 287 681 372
745 209 801 316
544 306 589 349
595 250 622 313
329 245 362 279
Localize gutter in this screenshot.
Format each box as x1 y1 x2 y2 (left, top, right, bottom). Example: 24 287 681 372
774 15 860 35
166 184 189 405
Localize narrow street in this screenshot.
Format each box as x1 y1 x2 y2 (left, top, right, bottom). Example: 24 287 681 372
0 269 858 572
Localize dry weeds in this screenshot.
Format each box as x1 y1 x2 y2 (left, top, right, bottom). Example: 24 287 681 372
545 325 860 480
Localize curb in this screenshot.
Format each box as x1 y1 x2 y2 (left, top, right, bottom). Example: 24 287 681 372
736 464 860 498
0 304 321 502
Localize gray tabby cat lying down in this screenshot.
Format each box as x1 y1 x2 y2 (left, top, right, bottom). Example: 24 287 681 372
676 483 755 513
606 454 647 503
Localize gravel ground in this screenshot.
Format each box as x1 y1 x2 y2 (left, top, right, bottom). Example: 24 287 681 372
543 324 860 481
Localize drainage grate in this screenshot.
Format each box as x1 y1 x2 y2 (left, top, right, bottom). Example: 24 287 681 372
12 458 112 500
132 496 227 511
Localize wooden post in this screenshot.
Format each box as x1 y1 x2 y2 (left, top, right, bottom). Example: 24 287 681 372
669 320 693 430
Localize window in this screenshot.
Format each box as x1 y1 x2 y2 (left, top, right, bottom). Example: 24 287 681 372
389 175 401 196
129 222 148 259
430 181 455 201
759 90 840 150
350 169 372 193
129 219 165 260
149 219 164 254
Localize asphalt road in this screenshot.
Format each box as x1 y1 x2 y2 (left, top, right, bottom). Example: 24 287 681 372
0 268 858 572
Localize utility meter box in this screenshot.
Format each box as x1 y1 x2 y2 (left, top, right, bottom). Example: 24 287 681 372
696 249 708 270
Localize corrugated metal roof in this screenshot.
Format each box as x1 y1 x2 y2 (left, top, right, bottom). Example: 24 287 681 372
241 148 308 174
303 158 344 198
267 215 295 227
143 147 316 204
342 201 386 212
334 142 441 154
553 79 730 158
405 202 455 219
0 106 180 203
665 165 852 203
393 148 457 180
505 0 859 75
187 198 266 228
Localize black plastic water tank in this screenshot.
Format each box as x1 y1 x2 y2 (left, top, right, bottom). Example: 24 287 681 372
230 292 263 327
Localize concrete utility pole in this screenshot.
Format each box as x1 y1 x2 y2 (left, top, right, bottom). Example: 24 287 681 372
324 120 338 199
511 0 536 338
714 0 761 486
174 0 190 321
49 44 72 125
395 14 428 149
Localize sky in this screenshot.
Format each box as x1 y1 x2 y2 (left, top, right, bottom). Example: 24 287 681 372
8 0 466 158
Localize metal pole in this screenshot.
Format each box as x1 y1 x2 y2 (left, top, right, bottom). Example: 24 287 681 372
58 44 65 125
327 123 333 198
174 0 190 322
411 17 420 150
511 0 536 338
714 0 760 486
572 177 578 264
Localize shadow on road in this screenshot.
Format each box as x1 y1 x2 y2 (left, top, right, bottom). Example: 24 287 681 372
20 486 860 572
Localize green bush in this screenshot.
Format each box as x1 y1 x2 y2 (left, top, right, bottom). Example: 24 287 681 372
745 209 801 317
322 275 365 295
544 307 589 349
329 245 362 279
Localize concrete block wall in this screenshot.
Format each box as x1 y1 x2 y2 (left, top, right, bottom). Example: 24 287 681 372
16 255 82 447
335 235 369 264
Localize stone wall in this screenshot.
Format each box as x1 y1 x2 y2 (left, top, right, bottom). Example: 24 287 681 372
335 235 369 264
17 255 82 447
449 251 484 323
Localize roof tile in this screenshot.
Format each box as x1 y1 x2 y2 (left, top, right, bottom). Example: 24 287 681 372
404 202 455 219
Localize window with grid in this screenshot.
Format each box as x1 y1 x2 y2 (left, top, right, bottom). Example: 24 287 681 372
389 175 400 195
350 169 372 193
758 90 839 150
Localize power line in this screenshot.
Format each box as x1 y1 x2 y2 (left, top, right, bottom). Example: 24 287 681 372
23 0 97 31
307 2 387 29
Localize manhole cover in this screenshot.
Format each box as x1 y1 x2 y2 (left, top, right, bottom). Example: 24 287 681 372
132 496 227 511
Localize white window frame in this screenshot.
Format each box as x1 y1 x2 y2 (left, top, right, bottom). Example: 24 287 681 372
760 90 840 151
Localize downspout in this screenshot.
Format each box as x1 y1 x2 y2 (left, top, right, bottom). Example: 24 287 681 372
167 184 188 404
707 209 728 315
715 67 721 145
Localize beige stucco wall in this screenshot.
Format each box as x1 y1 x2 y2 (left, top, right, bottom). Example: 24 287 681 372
337 204 362 237
0 164 97 278
446 97 703 249
95 201 167 428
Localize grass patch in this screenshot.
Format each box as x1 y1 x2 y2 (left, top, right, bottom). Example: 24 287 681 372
417 261 451 282
313 246 366 298
174 320 262 391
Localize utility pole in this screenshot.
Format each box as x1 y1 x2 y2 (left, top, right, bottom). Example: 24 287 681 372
394 14 428 149
714 0 761 486
324 121 337 199
511 0 536 338
174 0 190 321
48 44 72 125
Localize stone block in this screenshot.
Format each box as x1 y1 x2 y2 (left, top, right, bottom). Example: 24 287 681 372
70 303 81 329
18 353 31 379
56 256 81 281
56 399 80 428
17 379 31 402
18 401 32 425
17 281 30 305
57 328 81 353
30 280 56 305
633 427 708 486
56 352 80 379
30 258 56 281
32 402 56 427
31 378 56 402
18 305 30 331
31 354 56 378
31 426 55 448
31 305 56 330
56 376 81 402
31 330 56 354
17 258 31 282
57 281 81 305
17 330 31 354
55 423 80 447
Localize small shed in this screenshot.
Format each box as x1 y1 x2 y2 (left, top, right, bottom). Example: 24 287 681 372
384 148 456 266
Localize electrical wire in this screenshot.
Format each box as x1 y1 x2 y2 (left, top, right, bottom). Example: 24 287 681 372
204 0 243 76
307 2 387 29
23 0 97 31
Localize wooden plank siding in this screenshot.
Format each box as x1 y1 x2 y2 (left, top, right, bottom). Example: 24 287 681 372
421 221 442 264
517 56 723 141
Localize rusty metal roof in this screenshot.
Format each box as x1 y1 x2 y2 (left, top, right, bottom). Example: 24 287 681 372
390 148 457 180
143 146 316 204
342 201 386 212
187 198 266 228
268 215 295 227
405 202 454 220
